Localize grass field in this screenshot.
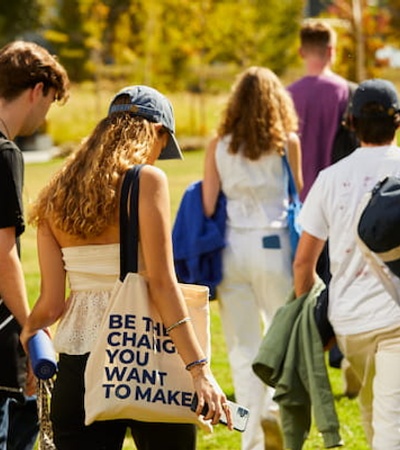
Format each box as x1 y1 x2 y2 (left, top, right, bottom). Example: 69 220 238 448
45 82 227 147
23 151 369 449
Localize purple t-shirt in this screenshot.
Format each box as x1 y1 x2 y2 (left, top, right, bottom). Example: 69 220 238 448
288 74 349 201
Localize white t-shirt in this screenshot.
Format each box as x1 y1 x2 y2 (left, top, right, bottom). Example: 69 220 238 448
299 145 400 335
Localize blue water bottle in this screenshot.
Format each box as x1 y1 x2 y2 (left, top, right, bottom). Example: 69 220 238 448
28 330 58 379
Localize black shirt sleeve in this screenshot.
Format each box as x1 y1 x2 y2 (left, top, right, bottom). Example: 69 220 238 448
0 139 25 237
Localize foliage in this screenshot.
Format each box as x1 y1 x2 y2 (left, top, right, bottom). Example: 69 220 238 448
48 0 93 81
0 0 43 46
0 0 303 91
322 0 391 81
2 0 400 88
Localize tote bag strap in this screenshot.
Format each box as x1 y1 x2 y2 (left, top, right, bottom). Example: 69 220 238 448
281 150 299 203
119 164 144 280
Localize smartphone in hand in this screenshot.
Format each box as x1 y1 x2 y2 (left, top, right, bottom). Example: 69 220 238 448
190 394 250 432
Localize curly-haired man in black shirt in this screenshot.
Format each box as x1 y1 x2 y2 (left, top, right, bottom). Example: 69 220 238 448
0 40 69 450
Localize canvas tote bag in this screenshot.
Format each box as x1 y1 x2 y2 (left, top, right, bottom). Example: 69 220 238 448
84 165 212 430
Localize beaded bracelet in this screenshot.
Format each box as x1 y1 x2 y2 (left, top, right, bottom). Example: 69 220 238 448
185 358 208 371
165 317 191 333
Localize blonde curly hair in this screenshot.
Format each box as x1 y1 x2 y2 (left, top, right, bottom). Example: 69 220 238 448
217 66 299 160
29 104 158 238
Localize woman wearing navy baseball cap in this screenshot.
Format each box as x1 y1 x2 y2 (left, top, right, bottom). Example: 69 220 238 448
21 85 232 449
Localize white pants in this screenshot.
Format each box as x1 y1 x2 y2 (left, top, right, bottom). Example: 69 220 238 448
337 324 400 450
218 227 292 450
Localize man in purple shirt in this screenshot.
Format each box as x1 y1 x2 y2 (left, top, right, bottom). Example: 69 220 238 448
288 19 360 399
288 20 351 202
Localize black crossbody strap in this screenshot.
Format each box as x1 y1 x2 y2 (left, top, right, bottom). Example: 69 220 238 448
119 165 143 280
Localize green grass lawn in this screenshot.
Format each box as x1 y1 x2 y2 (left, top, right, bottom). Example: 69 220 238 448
45 82 226 147
23 150 368 449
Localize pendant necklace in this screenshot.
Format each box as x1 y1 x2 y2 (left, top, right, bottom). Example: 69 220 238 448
0 117 11 139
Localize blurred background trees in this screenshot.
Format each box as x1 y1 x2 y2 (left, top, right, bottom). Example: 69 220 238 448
0 0 394 92
1 0 400 148
1 0 400 141
1 0 399 88
1 0 399 89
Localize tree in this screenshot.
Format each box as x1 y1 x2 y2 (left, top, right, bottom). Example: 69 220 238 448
256 0 303 76
323 0 391 81
382 0 400 63
0 0 303 89
0 0 43 46
47 0 93 81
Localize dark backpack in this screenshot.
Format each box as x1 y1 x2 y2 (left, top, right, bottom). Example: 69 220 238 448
357 176 400 280
331 81 359 164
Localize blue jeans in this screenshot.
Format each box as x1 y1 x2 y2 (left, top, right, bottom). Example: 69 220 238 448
0 396 39 450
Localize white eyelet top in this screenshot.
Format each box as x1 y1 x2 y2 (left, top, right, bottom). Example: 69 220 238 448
53 244 120 355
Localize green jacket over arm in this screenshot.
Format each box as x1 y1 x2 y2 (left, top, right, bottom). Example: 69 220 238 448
253 279 343 450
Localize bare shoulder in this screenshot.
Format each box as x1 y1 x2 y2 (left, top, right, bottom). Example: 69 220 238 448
139 165 168 194
140 165 167 183
138 166 170 221
207 135 219 153
288 131 300 147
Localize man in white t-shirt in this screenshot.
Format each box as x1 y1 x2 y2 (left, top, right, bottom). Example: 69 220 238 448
293 79 400 449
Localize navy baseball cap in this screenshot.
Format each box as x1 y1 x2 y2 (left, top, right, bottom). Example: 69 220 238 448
351 79 400 118
108 85 183 160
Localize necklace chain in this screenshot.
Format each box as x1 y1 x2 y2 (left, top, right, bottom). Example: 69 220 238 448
0 117 11 140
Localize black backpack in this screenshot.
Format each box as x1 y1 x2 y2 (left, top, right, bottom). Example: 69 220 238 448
357 176 400 280
331 81 359 164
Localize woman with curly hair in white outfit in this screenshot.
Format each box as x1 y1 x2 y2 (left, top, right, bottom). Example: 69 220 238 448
202 66 303 450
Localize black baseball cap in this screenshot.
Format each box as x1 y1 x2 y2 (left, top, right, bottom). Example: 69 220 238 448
351 79 400 118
